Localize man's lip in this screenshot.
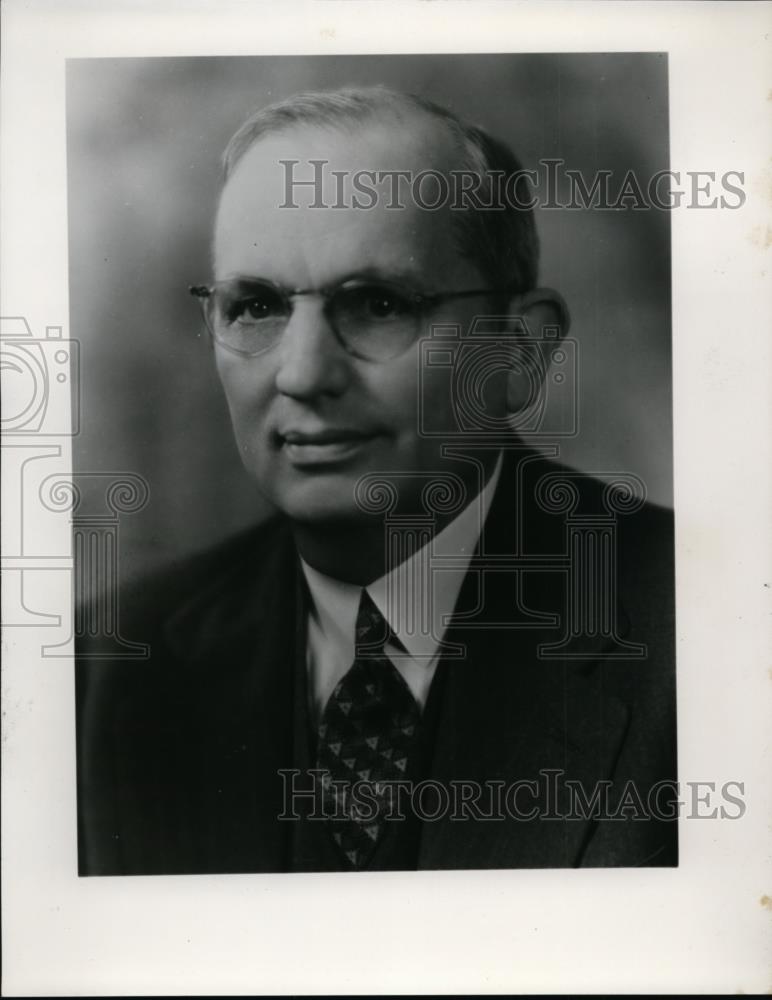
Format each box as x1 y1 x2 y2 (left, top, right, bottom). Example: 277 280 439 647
279 428 374 445
278 430 378 468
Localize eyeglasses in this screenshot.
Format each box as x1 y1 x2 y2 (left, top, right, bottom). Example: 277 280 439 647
189 276 507 362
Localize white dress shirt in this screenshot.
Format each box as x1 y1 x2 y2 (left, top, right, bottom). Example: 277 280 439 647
301 454 503 723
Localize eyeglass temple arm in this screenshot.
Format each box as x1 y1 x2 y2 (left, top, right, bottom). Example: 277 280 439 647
189 285 211 299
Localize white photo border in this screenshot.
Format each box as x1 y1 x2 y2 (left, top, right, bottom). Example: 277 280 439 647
2 0 771 994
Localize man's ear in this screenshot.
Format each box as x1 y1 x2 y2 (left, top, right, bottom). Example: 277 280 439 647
504 287 571 415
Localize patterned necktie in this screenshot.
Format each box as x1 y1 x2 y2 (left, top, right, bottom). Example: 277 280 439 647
315 589 421 870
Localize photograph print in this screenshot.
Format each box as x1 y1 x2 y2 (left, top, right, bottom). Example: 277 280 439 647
70 52 678 875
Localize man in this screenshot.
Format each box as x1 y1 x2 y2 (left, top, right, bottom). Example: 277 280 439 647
76 87 677 874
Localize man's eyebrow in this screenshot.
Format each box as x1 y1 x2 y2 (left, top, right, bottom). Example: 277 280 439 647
217 273 274 287
216 265 431 290
339 264 427 286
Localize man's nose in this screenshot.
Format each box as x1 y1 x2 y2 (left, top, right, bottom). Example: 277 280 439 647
273 298 351 399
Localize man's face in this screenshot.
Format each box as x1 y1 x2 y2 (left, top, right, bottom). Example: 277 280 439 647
213 118 505 525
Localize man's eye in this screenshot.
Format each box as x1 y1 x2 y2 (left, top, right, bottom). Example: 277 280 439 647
242 297 274 321
222 289 285 324
346 285 413 320
367 291 400 318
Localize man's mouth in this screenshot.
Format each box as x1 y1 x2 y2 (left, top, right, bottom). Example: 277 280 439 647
277 427 378 466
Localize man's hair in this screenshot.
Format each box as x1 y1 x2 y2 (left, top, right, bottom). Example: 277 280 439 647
221 86 539 294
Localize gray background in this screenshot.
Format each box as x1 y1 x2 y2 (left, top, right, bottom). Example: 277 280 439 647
67 53 671 586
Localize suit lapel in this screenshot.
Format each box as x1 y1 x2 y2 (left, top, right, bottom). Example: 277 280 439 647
419 449 631 869
164 520 302 872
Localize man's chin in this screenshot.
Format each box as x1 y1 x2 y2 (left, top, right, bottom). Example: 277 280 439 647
272 485 372 527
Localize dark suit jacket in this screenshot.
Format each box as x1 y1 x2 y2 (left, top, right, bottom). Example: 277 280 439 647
76 448 677 874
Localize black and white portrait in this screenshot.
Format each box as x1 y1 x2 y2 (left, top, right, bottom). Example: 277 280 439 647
4 2 771 993
70 54 679 875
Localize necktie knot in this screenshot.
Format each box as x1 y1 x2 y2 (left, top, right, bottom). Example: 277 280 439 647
354 590 403 656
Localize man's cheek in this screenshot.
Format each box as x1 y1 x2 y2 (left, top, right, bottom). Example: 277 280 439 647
221 381 269 446
227 416 269 475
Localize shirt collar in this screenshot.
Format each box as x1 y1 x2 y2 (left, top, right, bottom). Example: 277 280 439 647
301 452 503 665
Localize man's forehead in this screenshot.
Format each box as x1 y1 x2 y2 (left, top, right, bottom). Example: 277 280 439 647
223 114 460 194
213 117 472 285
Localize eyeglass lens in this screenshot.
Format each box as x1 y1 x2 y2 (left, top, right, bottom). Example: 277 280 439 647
206 280 422 360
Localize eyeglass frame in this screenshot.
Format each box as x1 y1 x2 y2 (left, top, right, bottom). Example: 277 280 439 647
189 275 514 362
